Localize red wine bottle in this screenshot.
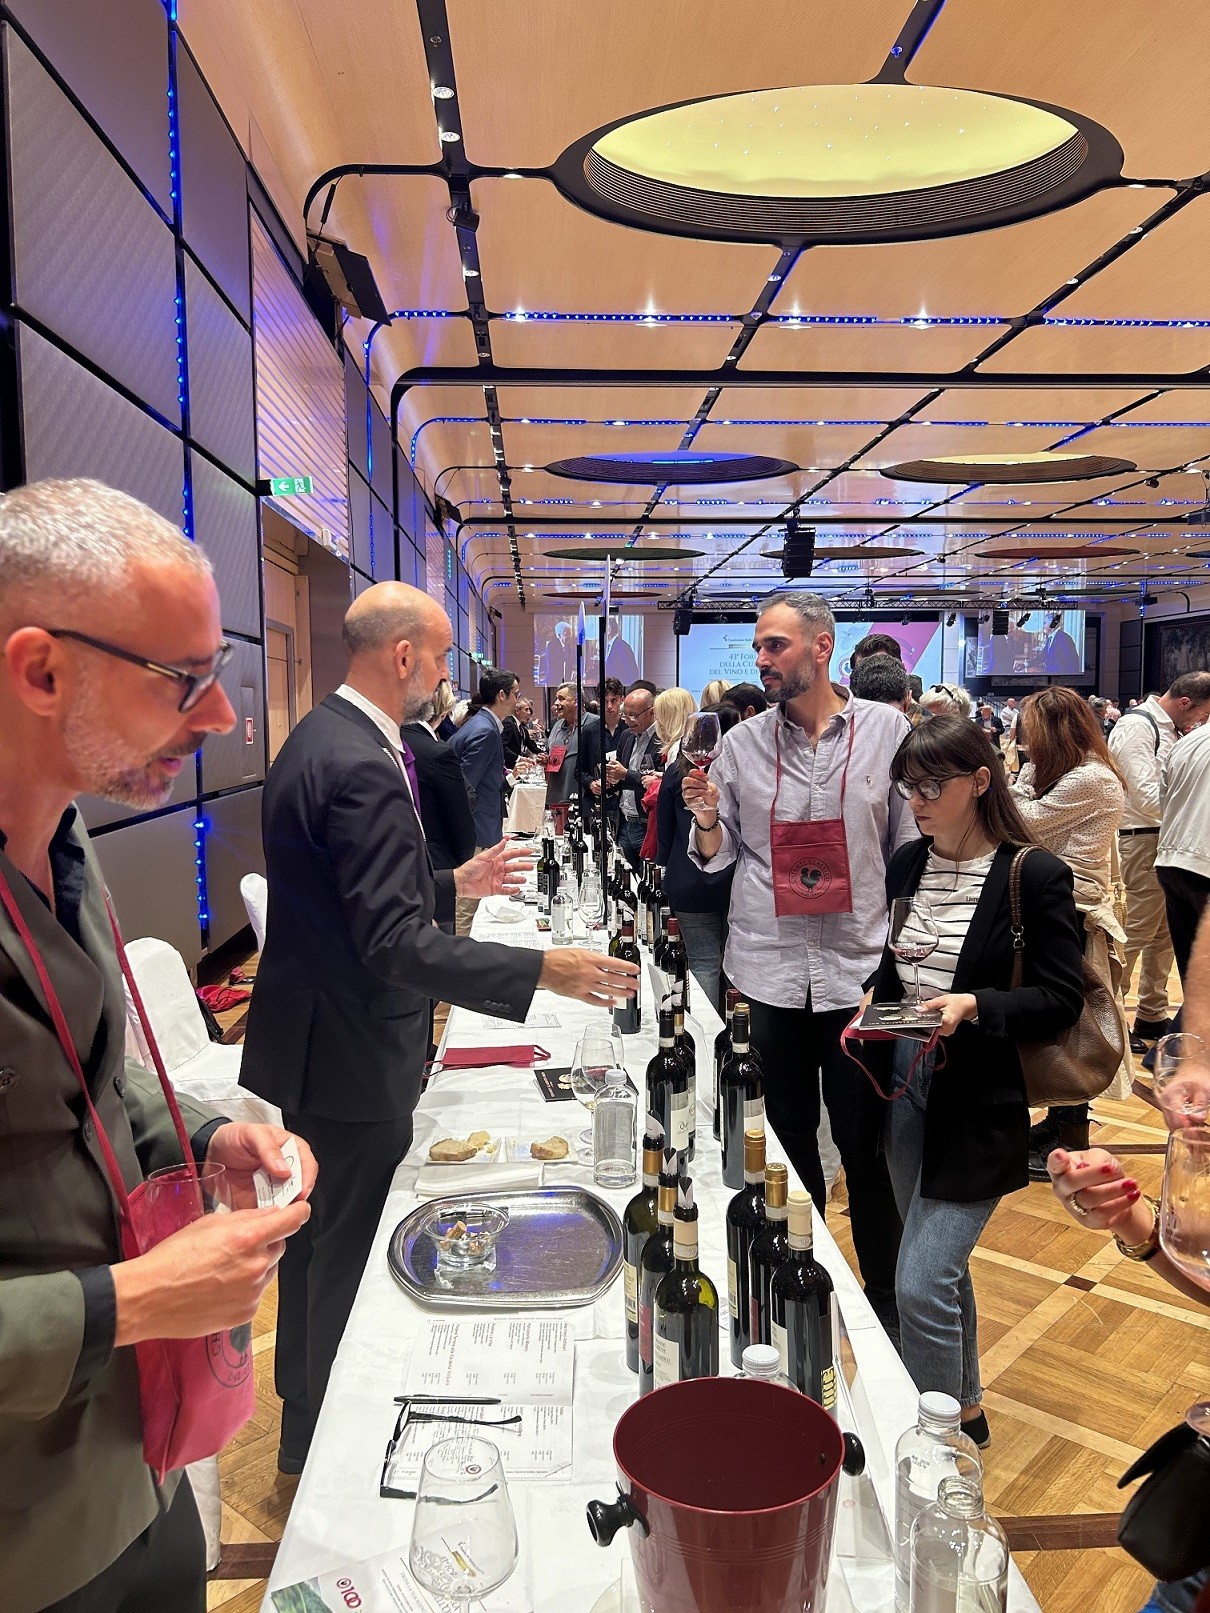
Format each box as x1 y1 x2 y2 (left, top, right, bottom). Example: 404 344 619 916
771 1190 837 1408
671 978 697 1162
637 1151 679 1395
725 1128 767 1369
719 1005 764 1190
653 1180 719 1388
713 987 740 1142
612 915 642 1036
621 1118 664 1374
645 1007 689 1158
748 1162 789 1347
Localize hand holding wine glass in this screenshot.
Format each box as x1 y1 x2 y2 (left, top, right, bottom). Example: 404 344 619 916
889 895 939 1009
1154 1033 1210 1129
1160 1125 1210 1293
682 710 722 771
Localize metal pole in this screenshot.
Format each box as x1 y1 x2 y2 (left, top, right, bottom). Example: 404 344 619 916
598 611 608 890
574 640 583 826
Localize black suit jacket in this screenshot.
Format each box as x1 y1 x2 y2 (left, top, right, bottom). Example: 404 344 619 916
502 714 538 770
866 839 1085 1202
403 722 477 871
617 724 660 817
240 695 543 1122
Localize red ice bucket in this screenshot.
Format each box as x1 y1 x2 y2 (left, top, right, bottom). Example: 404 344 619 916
587 1377 863 1613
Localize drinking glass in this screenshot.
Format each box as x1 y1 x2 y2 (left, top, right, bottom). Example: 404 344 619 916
408 1436 518 1608
1154 1033 1210 1127
682 710 722 770
578 868 605 936
889 896 939 1009
141 1163 231 1241
571 1027 624 1156
1159 1125 1210 1293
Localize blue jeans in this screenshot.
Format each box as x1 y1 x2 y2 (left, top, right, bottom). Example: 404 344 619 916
675 909 727 1015
618 815 646 870
886 1041 999 1408
1140 1568 1209 1613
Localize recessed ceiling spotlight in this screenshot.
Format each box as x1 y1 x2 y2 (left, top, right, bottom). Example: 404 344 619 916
462 266 480 277
502 170 523 180
431 85 455 100
439 129 461 144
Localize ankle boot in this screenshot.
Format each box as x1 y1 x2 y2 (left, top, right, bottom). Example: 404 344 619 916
1027 1110 1064 1182
1054 1114 1090 1151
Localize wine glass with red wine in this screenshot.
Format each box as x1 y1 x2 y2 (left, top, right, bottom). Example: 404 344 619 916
682 710 722 770
889 895 939 1009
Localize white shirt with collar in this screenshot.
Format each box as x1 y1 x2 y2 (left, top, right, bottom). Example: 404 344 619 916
335 683 417 812
1108 694 1176 828
1158 721 1210 879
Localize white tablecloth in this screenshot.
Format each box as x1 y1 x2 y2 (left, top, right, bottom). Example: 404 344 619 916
263 908 1039 1612
504 782 548 835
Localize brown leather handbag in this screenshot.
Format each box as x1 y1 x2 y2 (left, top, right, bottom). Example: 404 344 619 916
1008 846 1125 1106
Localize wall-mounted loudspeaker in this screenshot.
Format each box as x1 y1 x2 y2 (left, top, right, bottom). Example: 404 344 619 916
991 608 1010 637
781 520 816 578
673 605 693 636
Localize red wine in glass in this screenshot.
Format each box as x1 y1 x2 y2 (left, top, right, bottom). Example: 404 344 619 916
683 711 721 770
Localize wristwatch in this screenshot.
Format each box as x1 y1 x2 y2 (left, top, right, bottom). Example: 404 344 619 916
1113 1195 1160 1261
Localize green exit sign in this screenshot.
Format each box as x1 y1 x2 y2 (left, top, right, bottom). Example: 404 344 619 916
263 475 313 498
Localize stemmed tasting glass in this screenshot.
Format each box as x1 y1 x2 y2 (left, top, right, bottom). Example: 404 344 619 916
408 1435 518 1609
889 895 939 1010
1159 1126 1210 1294
578 867 605 937
571 1027 624 1158
682 710 722 770
1154 1033 1210 1127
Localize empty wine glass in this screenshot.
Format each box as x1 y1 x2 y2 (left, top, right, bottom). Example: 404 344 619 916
571 1027 624 1157
889 895 939 1009
1154 1033 1210 1127
578 868 605 937
682 710 722 771
408 1435 518 1608
1159 1125 1210 1293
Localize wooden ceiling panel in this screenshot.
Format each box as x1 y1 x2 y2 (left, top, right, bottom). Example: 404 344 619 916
493 386 706 422
911 0 1210 177
341 177 469 310
474 180 778 313
979 324 1210 374
490 319 740 369
1118 389 1210 424
692 421 880 468
1067 425 1210 469
717 386 928 422
741 322 1001 373
450 0 905 167
915 387 1149 424
1056 199 1210 319
860 422 1068 468
773 191 1157 320
501 420 689 465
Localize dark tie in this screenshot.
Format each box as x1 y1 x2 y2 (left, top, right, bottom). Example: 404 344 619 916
398 736 422 814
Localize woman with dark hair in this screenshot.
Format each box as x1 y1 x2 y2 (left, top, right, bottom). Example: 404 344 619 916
1012 686 1129 1172
863 716 1085 1445
655 703 740 1011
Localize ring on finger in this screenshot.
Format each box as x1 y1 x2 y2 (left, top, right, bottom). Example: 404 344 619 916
1071 1192 1090 1218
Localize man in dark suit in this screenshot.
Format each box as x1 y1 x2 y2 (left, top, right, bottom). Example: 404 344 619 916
239 582 638 1471
1043 614 1081 675
404 709 477 876
611 686 659 868
450 668 517 848
580 676 626 836
502 697 540 770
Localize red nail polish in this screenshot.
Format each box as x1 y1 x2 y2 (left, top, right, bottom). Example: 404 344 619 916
1127 1188 1141 1202
1101 1164 1116 1175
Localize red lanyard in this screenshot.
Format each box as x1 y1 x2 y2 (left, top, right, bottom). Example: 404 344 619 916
770 709 857 832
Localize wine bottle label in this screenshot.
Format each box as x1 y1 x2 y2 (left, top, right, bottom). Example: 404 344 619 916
670 1090 690 1152
638 1298 653 1366
771 1320 789 1379
727 1257 738 1318
820 1362 837 1410
743 1097 765 1130
652 1329 680 1390
624 1260 638 1324
687 1075 696 1123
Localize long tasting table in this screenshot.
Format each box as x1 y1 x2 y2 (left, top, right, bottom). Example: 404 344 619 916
262 901 1040 1612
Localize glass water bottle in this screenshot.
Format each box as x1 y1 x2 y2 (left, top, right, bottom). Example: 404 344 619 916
593 1074 637 1189
909 1475 1008 1613
894 1393 982 1610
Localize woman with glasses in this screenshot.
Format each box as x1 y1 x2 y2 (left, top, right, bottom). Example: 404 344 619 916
1012 687 1129 1174
860 716 1085 1446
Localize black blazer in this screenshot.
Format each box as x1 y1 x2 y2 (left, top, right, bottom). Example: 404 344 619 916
867 839 1085 1202
502 714 538 770
655 764 732 915
403 721 477 871
240 695 543 1123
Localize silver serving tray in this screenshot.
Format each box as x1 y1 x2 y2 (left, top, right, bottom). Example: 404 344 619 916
388 1186 624 1309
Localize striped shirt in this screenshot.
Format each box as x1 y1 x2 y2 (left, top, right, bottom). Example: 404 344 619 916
894 851 995 998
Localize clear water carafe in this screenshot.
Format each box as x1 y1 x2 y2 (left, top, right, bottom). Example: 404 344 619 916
909 1476 1007 1613
894 1393 982 1610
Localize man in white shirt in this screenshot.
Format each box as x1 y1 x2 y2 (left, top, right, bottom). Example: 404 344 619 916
1156 715 1210 1007
1108 673 1210 1045
684 592 917 1332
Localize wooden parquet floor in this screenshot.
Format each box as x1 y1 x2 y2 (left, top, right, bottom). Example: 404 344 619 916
206 957 1201 1613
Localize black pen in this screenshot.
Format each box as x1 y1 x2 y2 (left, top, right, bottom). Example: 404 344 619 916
393 1393 502 1405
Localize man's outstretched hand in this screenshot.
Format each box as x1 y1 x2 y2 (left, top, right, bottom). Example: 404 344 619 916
455 839 534 898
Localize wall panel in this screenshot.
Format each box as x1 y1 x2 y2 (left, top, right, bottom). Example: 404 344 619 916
200 638 265 792
177 45 251 322
370 404 392 506
349 469 371 578
371 493 394 581
344 348 368 480
186 256 256 480
203 785 264 949
18 322 185 523
7 30 180 423
193 455 261 638
92 807 202 965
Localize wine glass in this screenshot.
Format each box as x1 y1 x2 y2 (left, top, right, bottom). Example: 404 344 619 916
408 1435 518 1608
1154 1033 1210 1127
571 1027 624 1156
578 868 605 937
889 895 939 1009
1159 1126 1210 1293
682 710 722 771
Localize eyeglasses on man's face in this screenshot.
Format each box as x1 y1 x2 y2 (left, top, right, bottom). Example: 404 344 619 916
46 628 234 714
893 773 972 802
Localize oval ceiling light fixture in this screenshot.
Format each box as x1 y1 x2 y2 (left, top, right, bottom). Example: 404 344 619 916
542 544 705 563
546 451 796 484
555 83 1122 244
885 451 1137 484
760 543 924 561
977 544 1140 559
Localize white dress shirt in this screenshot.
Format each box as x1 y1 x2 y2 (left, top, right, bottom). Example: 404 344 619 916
334 683 417 812
689 693 917 1011
1108 695 1176 828
1158 721 1210 879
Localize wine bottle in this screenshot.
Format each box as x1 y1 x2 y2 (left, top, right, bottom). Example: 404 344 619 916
644 868 659 951
719 1005 764 1190
622 1118 664 1374
725 1128 767 1369
637 1150 679 1395
612 915 642 1036
653 1180 719 1388
713 987 740 1142
645 1007 689 1156
536 836 559 917
672 978 696 1162
770 1191 837 1407
663 915 689 1013
570 811 586 884
748 1161 789 1347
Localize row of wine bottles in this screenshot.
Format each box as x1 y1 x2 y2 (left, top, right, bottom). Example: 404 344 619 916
621 1123 837 1404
